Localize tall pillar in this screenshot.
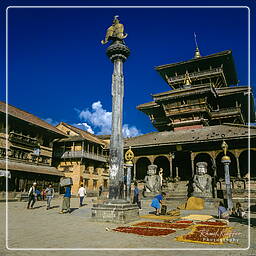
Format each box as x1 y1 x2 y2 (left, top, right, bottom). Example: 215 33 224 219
92 16 139 223
107 40 130 200
221 141 233 210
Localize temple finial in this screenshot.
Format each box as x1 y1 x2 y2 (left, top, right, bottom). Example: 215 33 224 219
194 32 201 59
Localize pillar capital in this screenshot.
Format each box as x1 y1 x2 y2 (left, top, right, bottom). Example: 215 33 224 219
106 41 130 62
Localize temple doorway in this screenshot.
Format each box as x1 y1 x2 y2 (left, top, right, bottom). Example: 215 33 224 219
153 156 170 178
173 151 192 181
239 150 256 178
135 157 151 181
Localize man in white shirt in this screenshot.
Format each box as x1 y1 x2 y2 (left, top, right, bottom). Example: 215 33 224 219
27 182 37 209
77 184 86 207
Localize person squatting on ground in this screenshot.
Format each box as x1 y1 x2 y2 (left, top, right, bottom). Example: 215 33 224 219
151 192 166 215
218 201 229 220
27 182 37 209
45 184 54 210
60 185 71 214
232 202 247 219
133 181 141 209
77 184 86 207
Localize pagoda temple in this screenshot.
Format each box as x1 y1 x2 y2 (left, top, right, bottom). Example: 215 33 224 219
125 47 256 200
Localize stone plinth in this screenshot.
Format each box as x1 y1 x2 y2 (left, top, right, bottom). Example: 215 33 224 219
143 191 158 198
91 201 139 223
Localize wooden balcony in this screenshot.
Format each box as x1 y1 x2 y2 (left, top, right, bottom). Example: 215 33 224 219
211 107 241 119
166 67 224 85
54 150 107 163
8 132 39 147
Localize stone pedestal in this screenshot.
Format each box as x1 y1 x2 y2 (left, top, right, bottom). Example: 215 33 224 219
91 201 139 223
203 198 220 208
143 191 158 198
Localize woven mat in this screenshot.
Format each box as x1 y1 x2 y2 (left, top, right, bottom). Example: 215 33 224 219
140 214 181 220
175 225 233 245
133 221 192 229
181 214 213 221
113 226 176 236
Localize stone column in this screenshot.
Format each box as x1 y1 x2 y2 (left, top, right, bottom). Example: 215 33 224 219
125 163 133 202
133 161 137 180
191 152 195 176
175 167 179 178
222 158 233 210
169 153 173 178
221 141 233 210
107 41 130 200
235 155 241 178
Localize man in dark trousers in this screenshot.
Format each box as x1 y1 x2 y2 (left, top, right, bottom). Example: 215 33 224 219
27 182 37 209
133 181 141 209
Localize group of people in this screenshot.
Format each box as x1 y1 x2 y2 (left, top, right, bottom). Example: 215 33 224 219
218 201 247 220
27 182 87 213
27 182 54 210
27 181 247 220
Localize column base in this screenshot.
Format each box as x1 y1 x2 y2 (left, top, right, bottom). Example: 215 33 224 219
91 200 139 223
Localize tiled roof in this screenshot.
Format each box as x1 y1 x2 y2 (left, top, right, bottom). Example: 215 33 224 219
155 50 232 70
57 122 107 146
124 124 254 148
0 159 64 176
216 86 251 96
0 101 67 136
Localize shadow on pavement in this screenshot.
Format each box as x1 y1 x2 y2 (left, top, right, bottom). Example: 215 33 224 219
228 216 256 227
30 205 44 209
50 205 60 209
70 207 79 213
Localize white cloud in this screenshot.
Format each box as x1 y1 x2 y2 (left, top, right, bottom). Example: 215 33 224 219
76 101 142 137
122 124 141 138
43 117 58 126
73 122 94 134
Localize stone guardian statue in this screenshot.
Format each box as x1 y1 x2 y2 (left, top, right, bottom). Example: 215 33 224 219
144 165 161 193
192 162 212 198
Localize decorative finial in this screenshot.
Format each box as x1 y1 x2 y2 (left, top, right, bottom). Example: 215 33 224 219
194 32 201 59
125 146 134 164
221 140 231 161
184 71 192 87
101 15 128 45
221 140 228 156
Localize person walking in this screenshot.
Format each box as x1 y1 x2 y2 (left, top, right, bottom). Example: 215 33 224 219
45 184 54 210
60 185 72 214
132 181 141 209
27 182 37 209
77 184 86 207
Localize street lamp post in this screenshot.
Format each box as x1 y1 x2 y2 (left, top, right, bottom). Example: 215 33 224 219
221 141 233 210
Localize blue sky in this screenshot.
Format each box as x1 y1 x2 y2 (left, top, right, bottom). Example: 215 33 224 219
1 1 255 136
